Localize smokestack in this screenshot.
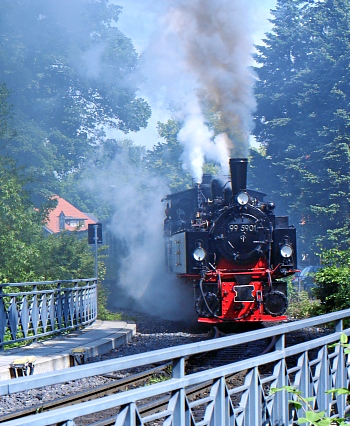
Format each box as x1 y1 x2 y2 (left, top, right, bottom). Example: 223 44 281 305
229 158 248 196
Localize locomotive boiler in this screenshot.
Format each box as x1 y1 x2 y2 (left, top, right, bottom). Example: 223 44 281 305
163 158 297 325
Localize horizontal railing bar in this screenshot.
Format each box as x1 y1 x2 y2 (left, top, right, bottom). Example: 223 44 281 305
3 333 345 426
282 331 349 357
2 286 96 297
2 321 95 342
1 378 192 426
228 384 249 394
2 310 350 425
0 278 96 287
0 278 97 350
142 409 173 423
260 375 278 385
188 395 213 408
2 324 97 347
2 320 349 395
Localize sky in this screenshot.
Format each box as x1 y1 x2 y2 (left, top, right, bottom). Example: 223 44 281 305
110 0 278 151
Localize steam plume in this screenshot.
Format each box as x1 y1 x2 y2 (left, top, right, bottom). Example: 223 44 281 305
141 0 256 180
83 148 196 321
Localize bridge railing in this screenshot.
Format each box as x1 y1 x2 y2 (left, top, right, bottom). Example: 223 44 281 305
0 278 98 349
1 309 350 425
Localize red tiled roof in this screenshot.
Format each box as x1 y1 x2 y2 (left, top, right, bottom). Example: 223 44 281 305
44 195 97 234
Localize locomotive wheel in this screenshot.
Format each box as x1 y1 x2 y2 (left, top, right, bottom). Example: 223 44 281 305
264 291 288 316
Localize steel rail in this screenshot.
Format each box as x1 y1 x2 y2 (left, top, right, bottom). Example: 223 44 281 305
0 326 275 424
0 363 172 423
1 308 349 396
1 309 350 425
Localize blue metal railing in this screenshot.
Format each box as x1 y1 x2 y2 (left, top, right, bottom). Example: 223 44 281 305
0 278 98 349
1 309 350 425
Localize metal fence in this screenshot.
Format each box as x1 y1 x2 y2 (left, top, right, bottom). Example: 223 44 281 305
1 309 350 425
0 278 98 349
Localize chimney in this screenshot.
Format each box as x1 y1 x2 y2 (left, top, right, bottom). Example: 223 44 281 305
229 158 248 196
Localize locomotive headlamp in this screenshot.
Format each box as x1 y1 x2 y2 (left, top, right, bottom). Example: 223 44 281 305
267 202 275 211
237 192 249 206
193 247 206 262
280 244 293 258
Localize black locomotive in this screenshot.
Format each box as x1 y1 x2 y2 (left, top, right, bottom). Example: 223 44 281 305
163 158 297 324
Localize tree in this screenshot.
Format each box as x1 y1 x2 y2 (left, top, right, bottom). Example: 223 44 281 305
253 0 350 261
0 158 43 282
0 0 151 191
0 84 15 141
146 119 196 191
0 160 96 283
0 78 97 284
36 232 95 281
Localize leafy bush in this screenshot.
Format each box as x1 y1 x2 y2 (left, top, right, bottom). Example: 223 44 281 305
287 281 316 319
36 231 96 281
312 248 350 315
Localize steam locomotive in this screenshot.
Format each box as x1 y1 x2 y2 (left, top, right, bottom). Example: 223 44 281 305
163 158 297 325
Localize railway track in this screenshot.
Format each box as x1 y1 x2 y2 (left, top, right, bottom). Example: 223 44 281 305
75 380 216 426
0 363 171 423
0 362 216 425
0 332 275 425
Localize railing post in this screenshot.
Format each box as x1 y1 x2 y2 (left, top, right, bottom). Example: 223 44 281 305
172 357 186 425
2 310 350 425
271 333 288 424
335 318 343 333
334 318 346 419
32 283 38 343
0 285 4 351
213 376 228 425
57 282 62 333
172 356 185 379
93 278 98 319
247 367 261 425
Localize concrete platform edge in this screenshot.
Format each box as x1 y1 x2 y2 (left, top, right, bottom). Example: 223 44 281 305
0 321 136 381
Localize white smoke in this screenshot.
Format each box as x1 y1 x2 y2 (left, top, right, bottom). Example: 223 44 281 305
82 1 258 321
80 44 106 79
83 149 196 321
139 0 256 178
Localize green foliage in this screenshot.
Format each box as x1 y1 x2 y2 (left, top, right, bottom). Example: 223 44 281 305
97 283 125 321
253 0 350 260
0 159 44 282
0 155 98 283
36 232 96 281
287 285 316 319
312 248 350 315
0 1 157 317
146 365 172 385
0 83 16 141
146 119 193 191
0 0 151 191
146 373 171 385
